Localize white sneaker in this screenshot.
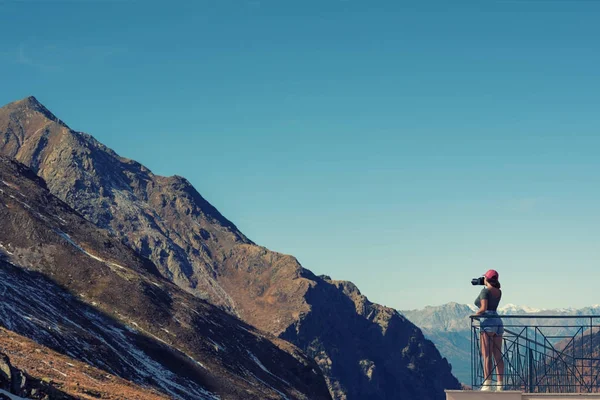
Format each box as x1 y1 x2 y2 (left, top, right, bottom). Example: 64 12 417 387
496 382 504 391
481 380 493 391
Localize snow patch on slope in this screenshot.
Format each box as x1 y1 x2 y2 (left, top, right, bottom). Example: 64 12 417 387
54 230 126 271
0 242 13 255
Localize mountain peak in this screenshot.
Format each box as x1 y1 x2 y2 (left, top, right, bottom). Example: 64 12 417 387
21 95 42 106
14 95 46 112
3 96 63 126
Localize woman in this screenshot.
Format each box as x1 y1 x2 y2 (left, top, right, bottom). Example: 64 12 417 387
474 269 504 391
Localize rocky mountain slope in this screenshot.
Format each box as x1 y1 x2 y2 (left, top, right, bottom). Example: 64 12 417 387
0 155 331 399
0 327 170 400
0 96 460 399
400 303 474 384
401 302 600 385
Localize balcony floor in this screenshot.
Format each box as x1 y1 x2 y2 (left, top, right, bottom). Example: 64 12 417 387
447 390 600 399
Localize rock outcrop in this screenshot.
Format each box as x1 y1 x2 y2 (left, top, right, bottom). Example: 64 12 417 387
0 349 75 399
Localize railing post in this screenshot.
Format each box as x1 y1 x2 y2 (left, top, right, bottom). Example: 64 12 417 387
529 346 534 393
471 317 474 390
590 316 593 392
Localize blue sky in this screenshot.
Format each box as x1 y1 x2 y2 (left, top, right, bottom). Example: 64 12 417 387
1 0 599 310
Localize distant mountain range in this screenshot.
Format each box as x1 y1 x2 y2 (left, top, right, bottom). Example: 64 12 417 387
0 96 460 399
400 302 600 385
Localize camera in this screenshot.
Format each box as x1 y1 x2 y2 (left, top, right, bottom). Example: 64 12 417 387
471 276 485 286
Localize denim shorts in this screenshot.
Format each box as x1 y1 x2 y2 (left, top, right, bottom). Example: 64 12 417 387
480 311 504 335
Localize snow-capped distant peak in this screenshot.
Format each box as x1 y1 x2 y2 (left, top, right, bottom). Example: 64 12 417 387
498 304 541 313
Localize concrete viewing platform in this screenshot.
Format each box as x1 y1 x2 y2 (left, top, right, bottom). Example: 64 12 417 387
446 391 600 399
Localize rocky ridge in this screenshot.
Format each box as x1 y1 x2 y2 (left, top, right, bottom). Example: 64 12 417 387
0 155 331 399
0 97 460 399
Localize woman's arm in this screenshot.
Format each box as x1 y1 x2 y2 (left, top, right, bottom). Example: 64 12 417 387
474 299 488 316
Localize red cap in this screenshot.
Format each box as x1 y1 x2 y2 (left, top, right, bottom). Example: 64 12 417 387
484 269 499 280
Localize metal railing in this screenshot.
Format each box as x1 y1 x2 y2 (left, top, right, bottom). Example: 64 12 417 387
471 315 600 393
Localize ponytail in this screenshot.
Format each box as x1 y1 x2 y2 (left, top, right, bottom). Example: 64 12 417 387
488 279 501 289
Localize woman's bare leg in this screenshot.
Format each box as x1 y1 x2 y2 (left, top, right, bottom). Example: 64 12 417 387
492 334 504 387
481 332 493 386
